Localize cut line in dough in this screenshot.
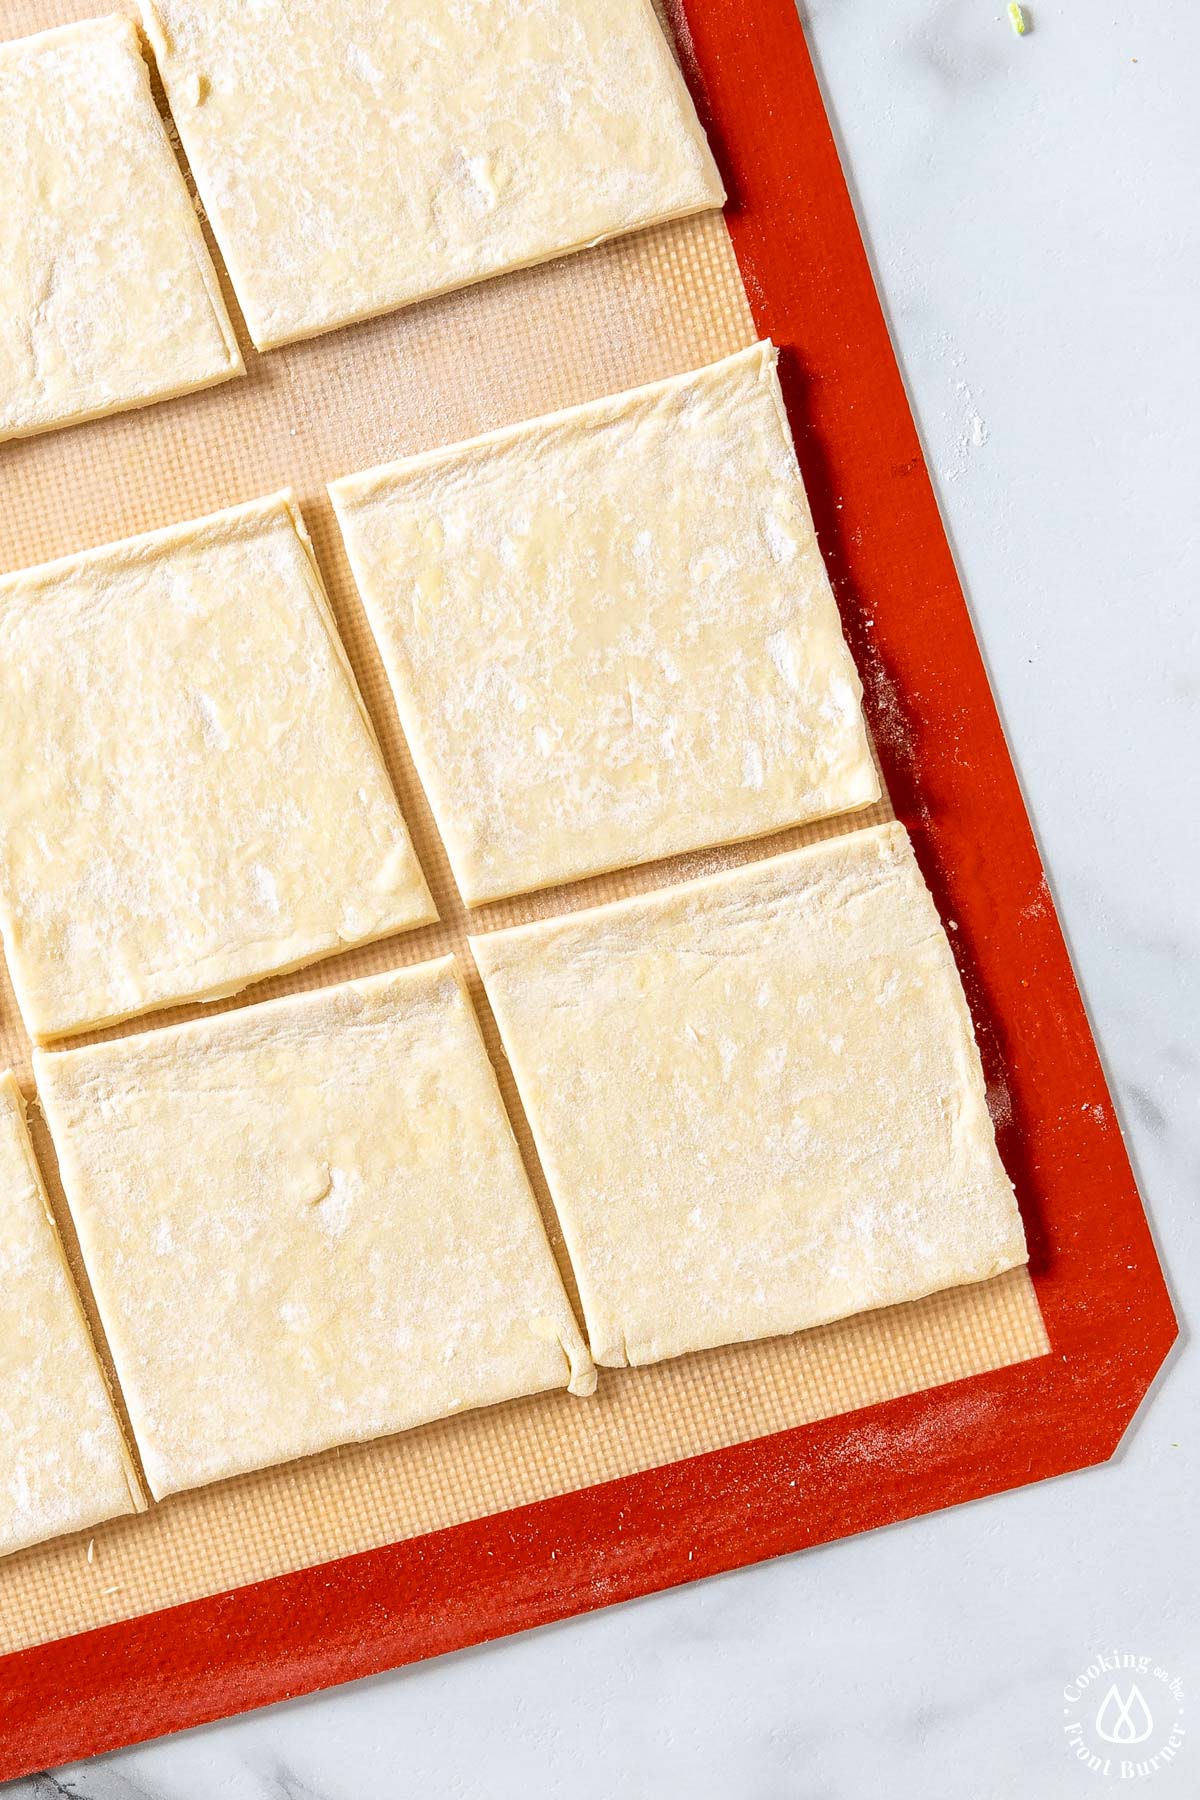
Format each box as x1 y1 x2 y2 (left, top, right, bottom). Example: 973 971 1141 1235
36 958 595 1502
0 15 241 442
0 1071 144 1559
140 0 725 349
473 822 1028 1370
0 491 434 1042
332 342 880 906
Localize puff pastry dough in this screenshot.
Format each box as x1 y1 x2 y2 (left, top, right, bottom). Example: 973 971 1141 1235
36 959 594 1501
0 16 241 442
139 0 724 350
0 1071 143 1557
474 823 1028 1368
0 492 433 1042
333 343 879 905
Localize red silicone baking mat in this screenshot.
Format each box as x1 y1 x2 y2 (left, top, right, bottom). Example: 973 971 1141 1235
0 0 1175 1777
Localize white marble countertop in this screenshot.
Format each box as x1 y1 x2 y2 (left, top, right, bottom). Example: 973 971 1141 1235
11 1 1198 1795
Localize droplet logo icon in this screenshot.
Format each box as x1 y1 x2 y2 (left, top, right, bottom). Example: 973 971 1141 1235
1063 1651 1185 1777
1094 1682 1154 1746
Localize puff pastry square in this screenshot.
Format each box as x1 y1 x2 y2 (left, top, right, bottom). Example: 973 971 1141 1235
139 0 724 350
36 959 594 1500
0 492 433 1042
0 16 241 442
333 343 879 905
474 823 1028 1369
0 1071 142 1557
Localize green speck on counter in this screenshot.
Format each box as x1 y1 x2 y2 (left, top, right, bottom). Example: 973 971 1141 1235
1008 2 1029 33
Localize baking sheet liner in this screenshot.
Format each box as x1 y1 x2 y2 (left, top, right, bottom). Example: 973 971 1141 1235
0 0 1047 1656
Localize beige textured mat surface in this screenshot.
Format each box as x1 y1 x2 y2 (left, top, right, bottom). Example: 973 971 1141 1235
0 0 1048 1655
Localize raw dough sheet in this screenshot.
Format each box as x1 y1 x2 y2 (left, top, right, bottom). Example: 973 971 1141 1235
0 15 240 441
141 0 725 349
0 0 1046 1660
474 823 1028 1367
0 1071 142 1558
0 491 433 1042
332 341 879 905
36 960 593 1500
